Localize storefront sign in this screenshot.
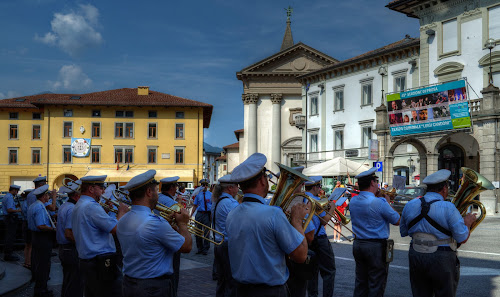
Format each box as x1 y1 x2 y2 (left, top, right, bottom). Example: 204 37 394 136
345 149 359 157
71 138 91 157
386 80 471 137
369 139 379 160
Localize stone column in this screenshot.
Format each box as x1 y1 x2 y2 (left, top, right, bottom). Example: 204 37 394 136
271 94 283 172
243 93 259 156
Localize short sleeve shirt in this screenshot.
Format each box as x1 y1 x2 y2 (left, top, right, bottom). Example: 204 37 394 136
27 200 52 231
194 190 212 211
2 193 15 214
56 201 75 245
213 193 239 242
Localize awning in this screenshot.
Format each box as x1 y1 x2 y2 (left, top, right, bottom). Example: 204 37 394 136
84 169 195 183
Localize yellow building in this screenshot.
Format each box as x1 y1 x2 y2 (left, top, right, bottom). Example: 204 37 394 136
0 86 212 190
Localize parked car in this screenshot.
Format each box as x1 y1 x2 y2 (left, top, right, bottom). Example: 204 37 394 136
392 186 426 214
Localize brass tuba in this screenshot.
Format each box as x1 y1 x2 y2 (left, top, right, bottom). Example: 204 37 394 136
451 167 494 233
268 163 317 231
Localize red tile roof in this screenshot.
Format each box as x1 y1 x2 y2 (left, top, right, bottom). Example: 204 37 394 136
215 155 227 161
385 0 420 18
223 142 239 150
0 88 213 128
234 129 244 140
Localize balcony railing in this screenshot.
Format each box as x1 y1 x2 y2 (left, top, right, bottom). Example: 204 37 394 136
469 98 481 115
295 115 306 129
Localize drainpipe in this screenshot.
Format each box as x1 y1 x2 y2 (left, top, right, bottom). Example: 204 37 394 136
496 117 499 213
46 108 50 181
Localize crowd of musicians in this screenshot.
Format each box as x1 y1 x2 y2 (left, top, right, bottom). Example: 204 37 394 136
1 152 477 297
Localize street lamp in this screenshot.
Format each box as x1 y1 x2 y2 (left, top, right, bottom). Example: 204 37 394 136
378 66 387 105
485 38 496 86
407 157 414 184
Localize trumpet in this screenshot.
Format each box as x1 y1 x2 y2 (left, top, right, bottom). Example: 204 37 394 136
101 196 130 214
62 177 82 192
312 198 356 242
156 202 224 246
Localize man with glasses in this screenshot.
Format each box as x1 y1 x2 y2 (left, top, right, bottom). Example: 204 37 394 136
117 170 192 297
350 168 400 297
190 179 212 255
72 175 129 297
212 174 239 297
400 169 475 297
305 176 336 297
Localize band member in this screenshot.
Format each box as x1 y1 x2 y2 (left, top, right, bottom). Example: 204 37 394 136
400 169 476 297
190 179 212 255
27 176 48 207
226 153 308 297
117 170 192 297
2 184 21 261
56 181 84 297
157 176 182 296
27 184 56 297
305 176 336 297
72 175 128 297
350 167 400 297
22 189 34 268
212 174 239 297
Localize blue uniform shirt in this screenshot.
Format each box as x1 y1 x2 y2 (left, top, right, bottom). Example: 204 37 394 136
226 193 304 286
2 193 16 215
154 193 177 215
56 200 75 245
72 195 117 259
400 192 469 244
26 191 37 208
213 192 239 242
350 191 400 239
305 192 327 236
194 190 212 211
117 205 185 278
27 200 52 232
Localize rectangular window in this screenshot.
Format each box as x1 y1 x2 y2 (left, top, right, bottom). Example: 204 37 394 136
395 76 406 92
489 5 500 40
443 19 458 53
92 122 101 138
148 148 157 164
362 84 372 105
125 148 133 163
115 110 134 118
32 125 41 140
175 148 184 164
362 127 372 147
115 123 124 138
64 109 73 117
32 113 42 120
32 149 41 164
148 123 157 138
125 123 134 138
9 125 18 139
334 90 344 111
63 122 72 137
9 112 18 119
148 111 157 118
175 124 184 139
92 110 101 117
9 149 17 164
91 147 100 163
335 130 344 150
176 111 185 119
223 164 227 171
115 148 123 163
63 147 72 163
310 96 318 115
310 134 318 153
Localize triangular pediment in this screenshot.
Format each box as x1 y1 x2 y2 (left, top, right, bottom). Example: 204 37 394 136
237 42 338 78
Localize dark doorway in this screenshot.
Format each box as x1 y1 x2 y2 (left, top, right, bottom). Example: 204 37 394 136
438 144 464 192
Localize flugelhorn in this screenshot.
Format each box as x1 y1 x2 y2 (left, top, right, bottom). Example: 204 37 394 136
62 177 82 192
155 202 224 246
451 167 494 232
268 163 318 231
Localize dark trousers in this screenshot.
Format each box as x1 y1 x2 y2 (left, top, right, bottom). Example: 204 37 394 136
195 211 211 253
352 239 388 297
286 270 307 297
307 235 336 297
31 231 53 296
59 245 83 297
172 251 180 297
4 214 18 256
215 241 236 297
79 255 122 297
123 274 174 297
409 246 460 297
235 282 288 297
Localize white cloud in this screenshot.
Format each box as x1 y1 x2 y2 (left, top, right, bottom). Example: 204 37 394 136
35 4 103 56
49 64 92 90
0 91 22 100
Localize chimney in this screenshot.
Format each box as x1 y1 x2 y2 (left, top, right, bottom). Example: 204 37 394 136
138 86 149 96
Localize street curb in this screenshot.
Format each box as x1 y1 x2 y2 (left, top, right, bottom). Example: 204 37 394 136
0 261 32 297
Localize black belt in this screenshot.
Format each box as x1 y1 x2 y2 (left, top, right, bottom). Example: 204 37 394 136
316 234 328 238
60 243 76 248
437 246 455 252
198 211 211 213
355 238 387 243
125 273 173 281
236 282 285 290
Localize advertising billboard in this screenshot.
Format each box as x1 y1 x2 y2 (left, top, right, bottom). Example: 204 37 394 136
386 80 471 137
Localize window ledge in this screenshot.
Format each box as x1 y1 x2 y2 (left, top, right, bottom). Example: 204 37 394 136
333 109 344 113
309 114 319 117
438 50 460 60
360 103 374 108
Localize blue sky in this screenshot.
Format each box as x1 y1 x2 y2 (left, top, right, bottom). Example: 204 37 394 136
0 0 419 148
